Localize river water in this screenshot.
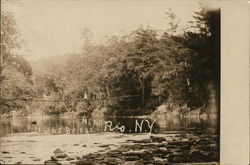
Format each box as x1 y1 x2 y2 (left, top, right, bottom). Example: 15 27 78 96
0 115 219 164
0 115 218 137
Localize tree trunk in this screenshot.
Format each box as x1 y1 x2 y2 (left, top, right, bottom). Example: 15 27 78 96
139 77 144 108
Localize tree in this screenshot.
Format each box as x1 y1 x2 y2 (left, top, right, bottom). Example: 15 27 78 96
29 7 220 117
100 27 194 115
177 5 220 112
0 12 33 114
165 8 180 35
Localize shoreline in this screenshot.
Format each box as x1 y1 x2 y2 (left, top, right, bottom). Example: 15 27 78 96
0 130 219 165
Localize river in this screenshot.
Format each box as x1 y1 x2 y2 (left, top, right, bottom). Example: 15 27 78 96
0 115 218 136
0 115 219 164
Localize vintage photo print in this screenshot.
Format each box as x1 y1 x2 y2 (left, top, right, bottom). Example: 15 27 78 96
0 0 248 164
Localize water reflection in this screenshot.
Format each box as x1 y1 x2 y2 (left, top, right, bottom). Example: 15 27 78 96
0 115 218 137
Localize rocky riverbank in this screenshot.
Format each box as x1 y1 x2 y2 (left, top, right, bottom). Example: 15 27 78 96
44 129 219 165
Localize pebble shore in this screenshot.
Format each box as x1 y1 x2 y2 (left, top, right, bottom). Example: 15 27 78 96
44 130 219 165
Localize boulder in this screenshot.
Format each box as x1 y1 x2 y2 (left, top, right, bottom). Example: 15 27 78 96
141 153 153 161
168 140 193 146
131 144 144 150
107 150 123 157
66 157 75 161
134 139 152 143
32 158 41 161
168 154 190 163
206 151 219 162
123 156 141 161
189 151 206 162
2 151 9 154
76 156 82 160
196 138 210 145
123 151 147 158
44 160 62 165
152 148 171 156
56 153 69 159
150 136 166 143
103 158 122 164
76 160 94 165
51 156 60 161
98 144 110 148
53 148 64 154
85 153 101 160
134 160 156 165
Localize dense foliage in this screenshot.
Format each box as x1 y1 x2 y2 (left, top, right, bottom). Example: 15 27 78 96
0 12 33 114
1 6 220 116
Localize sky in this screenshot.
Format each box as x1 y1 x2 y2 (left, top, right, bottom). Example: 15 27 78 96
2 0 201 60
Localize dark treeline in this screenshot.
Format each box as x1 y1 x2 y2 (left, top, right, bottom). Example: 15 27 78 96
0 6 220 116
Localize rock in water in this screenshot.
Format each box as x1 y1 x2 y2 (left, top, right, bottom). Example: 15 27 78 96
123 151 146 158
2 151 9 154
150 136 166 143
53 148 64 154
98 144 110 148
51 156 59 161
44 160 62 165
56 153 68 158
168 154 190 163
76 160 94 165
32 158 41 161
189 151 206 162
134 139 152 143
123 156 141 161
31 121 37 125
66 157 75 161
196 138 210 145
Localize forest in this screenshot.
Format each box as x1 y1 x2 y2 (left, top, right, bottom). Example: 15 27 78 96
0 6 220 117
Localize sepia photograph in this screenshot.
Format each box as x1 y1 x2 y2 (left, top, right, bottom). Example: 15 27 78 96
0 0 223 164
